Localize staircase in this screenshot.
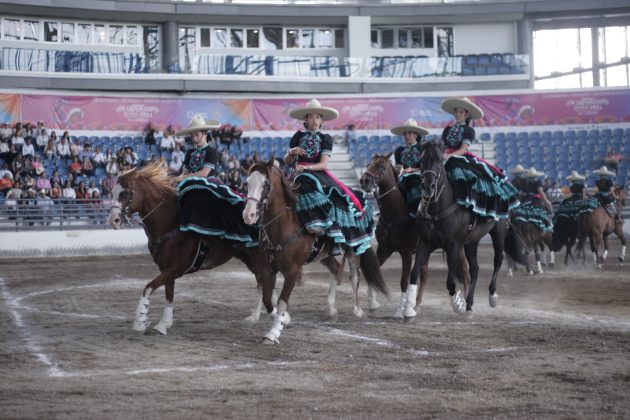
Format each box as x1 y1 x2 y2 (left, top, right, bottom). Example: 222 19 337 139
328 141 360 189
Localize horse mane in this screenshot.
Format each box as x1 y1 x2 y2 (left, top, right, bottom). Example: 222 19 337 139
249 161 297 206
120 161 176 198
420 139 443 168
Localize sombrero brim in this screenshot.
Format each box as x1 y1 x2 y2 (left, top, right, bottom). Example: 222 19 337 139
175 120 221 136
289 106 339 121
524 171 546 178
391 125 429 137
566 175 586 181
509 167 526 174
593 169 616 177
441 98 484 120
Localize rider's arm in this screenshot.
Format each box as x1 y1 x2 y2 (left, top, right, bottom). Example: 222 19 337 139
538 186 553 209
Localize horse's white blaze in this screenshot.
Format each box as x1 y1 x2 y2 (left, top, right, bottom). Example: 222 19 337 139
108 201 123 229
243 171 267 225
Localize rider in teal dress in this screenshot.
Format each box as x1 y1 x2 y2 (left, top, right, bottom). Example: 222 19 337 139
554 170 587 223
580 165 623 223
512 167 554 232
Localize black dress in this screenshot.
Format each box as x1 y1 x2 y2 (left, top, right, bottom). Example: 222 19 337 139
554 182 585 222
394 142 423 217
512 178 553 232
176 144 257 247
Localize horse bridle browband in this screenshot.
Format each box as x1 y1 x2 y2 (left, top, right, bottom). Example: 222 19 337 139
419 167 448 220
117 186 167 227
365 159 398 200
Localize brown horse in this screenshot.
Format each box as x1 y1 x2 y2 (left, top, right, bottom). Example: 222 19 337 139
509 218 553 275
577 187 626 268
242 159 389 344
108 162 276 334
359 153 469 317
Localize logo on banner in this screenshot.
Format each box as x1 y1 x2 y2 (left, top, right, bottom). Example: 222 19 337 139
115 104 161 122
566 97 610 116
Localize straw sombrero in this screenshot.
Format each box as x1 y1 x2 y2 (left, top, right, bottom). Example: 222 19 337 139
593 165 616 177
175 115 220 136
440 97 484 120
523 167 546 178
289 99 339 121
390 118 429 137
509 164 526 174
566 170 586 182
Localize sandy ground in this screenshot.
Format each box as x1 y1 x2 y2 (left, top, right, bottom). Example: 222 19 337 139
1 242 629 419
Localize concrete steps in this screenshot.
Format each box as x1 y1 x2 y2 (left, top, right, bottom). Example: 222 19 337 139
327 143 359 189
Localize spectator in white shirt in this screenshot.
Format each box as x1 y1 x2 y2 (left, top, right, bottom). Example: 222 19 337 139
35 129 48 151
160 130 176 152
173 144 185 163
168 154 183 175
92 146 106 167
11 130 25 148
57 138 71 159
21 138 35 159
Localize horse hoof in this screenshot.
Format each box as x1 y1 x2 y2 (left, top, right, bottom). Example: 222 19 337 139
528 270 535 276
549 263 555 268
281 312 291 326
328 309 338 322
489 293 499 308
507 269 513 278
403 315 416 323
597 264 602 269
465 310 474 318
242 317 258 328
153 322 168 335
261 338 278 345
132 321 149 332
450 291 466 314
368 302 381 311
353 308 365 318
393 310 404 319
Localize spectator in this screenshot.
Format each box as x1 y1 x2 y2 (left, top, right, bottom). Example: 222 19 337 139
32 156 45 176
35 129 48 151
35 171 51 193
50 181 62 199
104 147 115 164
106 155 120 176
44 138 57 160
50 169 61 186
227 170 243 193
252 152 260 163
82 156 94 177
37 189 54 226
172 144 185 163
92 146 106 167
101 172 117 194
227 155 240 172
22 122 34 138
123 146 138 166
0 162 13 181
0 139 10 162
542 177 554 194
11 153 25 177
36 121 46 136
144 122 157 150
87 180 100 197
604 148 623 174
21 138 35 159
0 172 13 195
168 154 183 175
548 181 564 206
240 154 253 176
79 143 92 161
160 127 176 152
56 136 71 160
89 190 102 223
344 124 357 146
11 129 25 148
49 130 58 145
68 156 83 176
173 128 186 149
69 137 81 158
62 179 76 200
76 180 89 203
22 172 35 190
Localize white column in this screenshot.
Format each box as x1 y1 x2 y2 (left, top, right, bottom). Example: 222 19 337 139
348 16 371 77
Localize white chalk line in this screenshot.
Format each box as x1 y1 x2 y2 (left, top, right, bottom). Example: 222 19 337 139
0 276 64 377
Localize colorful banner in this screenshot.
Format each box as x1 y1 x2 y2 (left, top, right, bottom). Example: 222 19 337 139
0 93 21 124
20 95 251 132
4 88 630 132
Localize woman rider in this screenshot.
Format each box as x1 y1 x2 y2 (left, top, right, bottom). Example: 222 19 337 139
391 118 430 218
285 99 374 256
554 170 587 223
580 165 623 224
512 167 554 232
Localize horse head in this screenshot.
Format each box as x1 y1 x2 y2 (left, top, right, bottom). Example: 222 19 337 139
419 140 445 200
243 158 274 225
108 167 140 229
615 185 626 208
360 153 393 193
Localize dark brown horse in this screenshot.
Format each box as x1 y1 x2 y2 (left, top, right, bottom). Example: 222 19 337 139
108 163 276 334
577 187 626 267
509 218 553 275
359 153 469 318
242 159 389 343
551 214 579 266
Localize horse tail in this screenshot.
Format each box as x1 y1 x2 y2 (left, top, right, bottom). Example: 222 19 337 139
359 248 389 298
504 222 529 267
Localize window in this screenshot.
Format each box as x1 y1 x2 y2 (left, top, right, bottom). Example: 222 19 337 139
126 26 138 46
317 29 333 48
3 19 21 40
262 27 282 50
213 28 227 48
381 29 394 49
200 28 211 47
286 29 298 48
423 27 433 48
61 23 75 43
24 20 39 41
109 25 123 45
247 29 259 48
95 25 107 45
335 29 344 48
143 25 160 72
371 30 379 48
410 29 423 48
179 27 196 72
230 28 243 48
301 29 314 48
437 27 453 57
44 21 58 42
78 23 92 44
398 29 409 49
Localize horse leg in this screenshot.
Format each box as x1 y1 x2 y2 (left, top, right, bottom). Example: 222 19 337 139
394 250 413 319
263 268 300 344
602 235 609 262
506 255 515 278
153 279 175 335
488 226 505 309
615 224 626 262
318 255 342 320
134 270 181 332
463 242 479 314
348 252 364 318
405 242 434 319
534 243 544 274
445 245 466 314
416 262 429 307
368 246 394 311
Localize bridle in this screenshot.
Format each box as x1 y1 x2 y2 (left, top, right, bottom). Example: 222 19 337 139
419 165 451 221
115 185 167 227
364 159 397 200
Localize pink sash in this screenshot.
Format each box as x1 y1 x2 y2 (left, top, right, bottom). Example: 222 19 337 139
445 148 504 176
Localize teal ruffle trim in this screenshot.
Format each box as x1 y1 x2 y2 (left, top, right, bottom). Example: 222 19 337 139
512 203 553 232
295 172 365 219
296 191 331 212
553 198 583 222
177 177 244 206
578 198 600 214
179 224 258 247
448 167 518 201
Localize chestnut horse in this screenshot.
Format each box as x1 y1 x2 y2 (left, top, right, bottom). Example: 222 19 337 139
577 187 626 267
242 159 389 344
509 218 553 274
108 163 276 334
359 153 469 318
407 140 528 316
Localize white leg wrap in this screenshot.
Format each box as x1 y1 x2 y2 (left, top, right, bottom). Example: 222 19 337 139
549 251 555 265
403 285 417 318
489 292 499 308
602 249 608 261
507 268 513 278
367 287 381 311
154 305 173 335
450 290 466 314
244 287 263 324
621 246 626 261
264 300 287 344
327 278 338 320
133 296 150 331
536 261 544 274
393 292 406 319
592 252 597 263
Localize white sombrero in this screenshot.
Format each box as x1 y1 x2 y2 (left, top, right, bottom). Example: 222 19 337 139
440 97 484 120
566 170 586 182
509 164 526 174
175 115 221 136
593 165 616 177
523 167 546 178
390 118 429 137
289 99 339 122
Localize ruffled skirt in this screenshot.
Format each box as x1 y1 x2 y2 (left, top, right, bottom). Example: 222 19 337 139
512 198 553 232
398 172 422 218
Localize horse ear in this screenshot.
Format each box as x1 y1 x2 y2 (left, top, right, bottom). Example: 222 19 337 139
386 152 393 159
267 156 275 168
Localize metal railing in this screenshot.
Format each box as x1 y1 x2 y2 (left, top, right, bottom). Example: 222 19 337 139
0 199 114 231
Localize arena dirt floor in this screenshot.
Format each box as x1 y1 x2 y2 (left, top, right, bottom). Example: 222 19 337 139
1 241 629 419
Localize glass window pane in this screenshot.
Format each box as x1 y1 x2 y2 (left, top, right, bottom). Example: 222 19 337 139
437 27 453 57
95 25 107 45
126 26 138 46
534 29 580 77
604 64 629 87
410 29 423 48
230 28 243 48
143 25 160 72
604 26 626 64
200 28 210 47
382 29 394 49
579 28 592 69
317 29 333 48
335 29 344 49
3 19 21 40
44 21 58 42
580 70 593 88
398 29 409 48
61 23 74 43
24 21 39 41
301 29 314 48
213 28 227 48
78 24 91 44
179 27 196 72
109 25 123 45
247 29 259 48
423 27 433 48
262 27 282 50
286 29 299 48
371 30 379 48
